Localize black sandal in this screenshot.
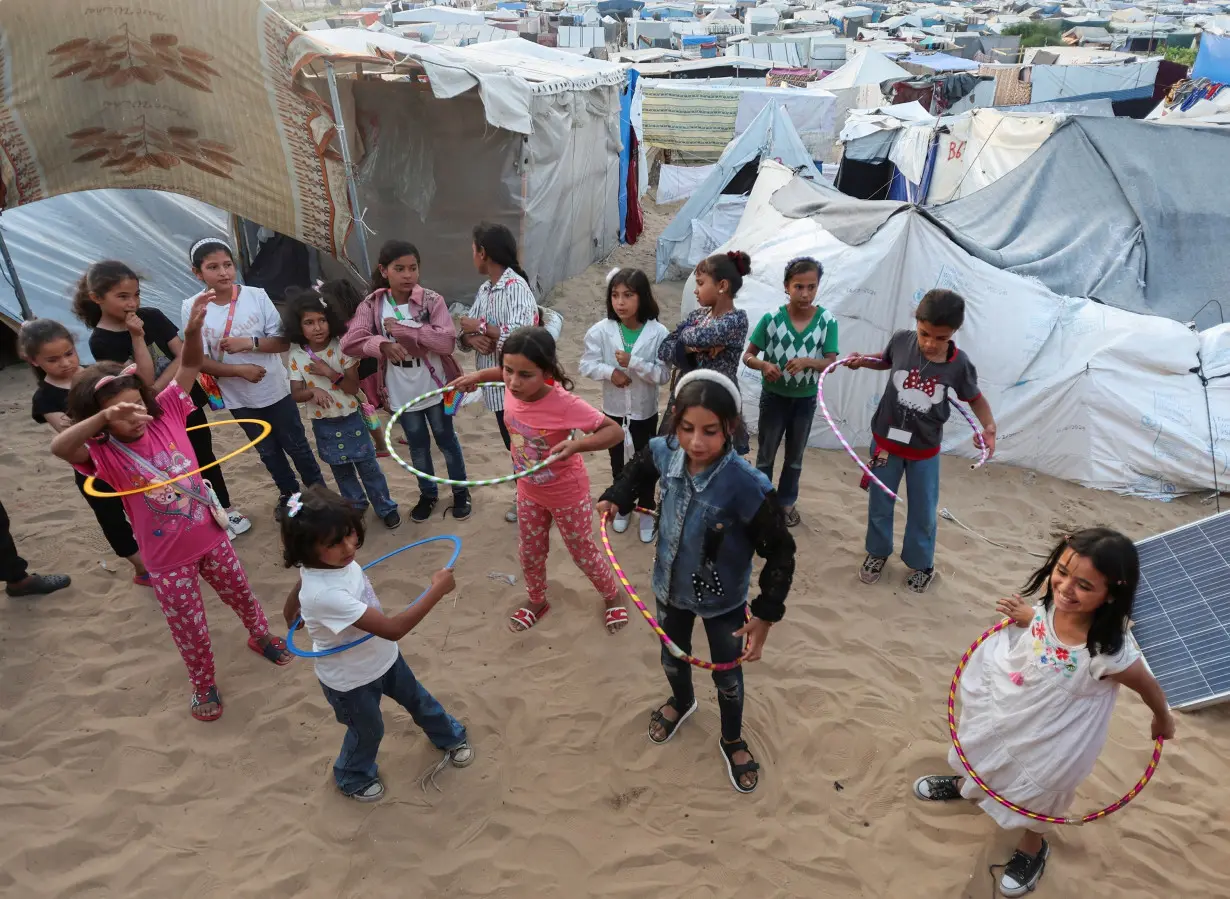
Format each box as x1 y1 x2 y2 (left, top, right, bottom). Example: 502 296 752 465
719 737 760 793
648 697 697 745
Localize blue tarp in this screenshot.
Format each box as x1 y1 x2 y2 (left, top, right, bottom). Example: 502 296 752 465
901 52 979 72
1193 32 1230 83
618 69 638 243
598 0 643 14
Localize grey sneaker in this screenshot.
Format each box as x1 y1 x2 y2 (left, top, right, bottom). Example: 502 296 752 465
345 780 385 803
450 741 475 768
505 502 518 523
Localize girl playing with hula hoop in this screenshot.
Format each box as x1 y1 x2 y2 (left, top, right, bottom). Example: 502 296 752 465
917 528 1175 897
449 327 630 635
280 486 471 803
597 371 796 794
51 294 292 723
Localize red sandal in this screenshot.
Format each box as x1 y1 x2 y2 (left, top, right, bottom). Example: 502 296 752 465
604 606 629 634
191 685 223 722
248 635 293 666
508 602 550 633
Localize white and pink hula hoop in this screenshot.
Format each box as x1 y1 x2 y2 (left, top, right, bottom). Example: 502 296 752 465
816 355 989 503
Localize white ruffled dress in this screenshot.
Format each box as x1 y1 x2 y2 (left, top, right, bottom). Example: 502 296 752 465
948 604 1140 832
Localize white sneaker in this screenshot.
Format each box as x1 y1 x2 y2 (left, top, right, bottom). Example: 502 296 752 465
613 514 630 534
639 512 657 544
505 503 518 524
226 509 252 538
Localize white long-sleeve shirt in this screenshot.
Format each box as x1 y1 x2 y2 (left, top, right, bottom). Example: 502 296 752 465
579 319 670 421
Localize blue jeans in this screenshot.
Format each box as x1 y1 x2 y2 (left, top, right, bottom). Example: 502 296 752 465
232 394 324 497
865 447 941 571
399 402 469 500
331 458 397 518
755 392 816 508
319 653 467 796
657 599 745 742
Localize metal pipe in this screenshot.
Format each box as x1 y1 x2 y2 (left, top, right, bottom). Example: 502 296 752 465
324 60 371 278
0 217 31 320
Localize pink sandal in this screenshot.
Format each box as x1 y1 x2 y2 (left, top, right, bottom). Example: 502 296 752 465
509 602 550 633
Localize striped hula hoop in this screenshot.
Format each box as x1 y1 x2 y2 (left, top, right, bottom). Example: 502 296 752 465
384 382 560 488
599 509 750 672
816 355 989 503
949 619 1164 825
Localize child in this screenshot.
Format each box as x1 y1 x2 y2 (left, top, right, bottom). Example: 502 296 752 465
659 251 751 454
283 287 401 530
743 257 838 528
596 370 795 794
280 486 473 802
20 318 149 585
184 237 324 512
340 241 471 523
324 278 390 457
449 327 629 635
579 268 669 543
457 222 540 524
847 289 996 593
73 259 250 539
50 294 291 723
913 529 1175 897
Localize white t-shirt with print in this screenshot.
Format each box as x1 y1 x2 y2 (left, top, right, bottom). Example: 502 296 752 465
287 339 360 420
298 562 398 693
182 285 290 410
382 296 444 414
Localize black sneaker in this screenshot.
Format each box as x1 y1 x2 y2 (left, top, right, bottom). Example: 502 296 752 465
999 840 1049 897
382 509 402 530
410 496 438 523
450 493 472 521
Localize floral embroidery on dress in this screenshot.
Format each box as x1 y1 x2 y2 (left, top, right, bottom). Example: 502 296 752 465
1030 611 1079 677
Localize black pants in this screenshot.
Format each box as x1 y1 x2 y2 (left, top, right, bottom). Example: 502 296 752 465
657 599 746 742
608 414 658 511
494 409 512 451
186 405 230 508
0 498 27 584
75 472 139 559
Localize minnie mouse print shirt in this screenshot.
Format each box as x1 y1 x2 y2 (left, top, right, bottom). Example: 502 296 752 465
871 329 980 460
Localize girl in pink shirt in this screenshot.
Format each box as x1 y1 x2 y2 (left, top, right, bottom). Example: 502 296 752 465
450 327 630 634
52 294 291 723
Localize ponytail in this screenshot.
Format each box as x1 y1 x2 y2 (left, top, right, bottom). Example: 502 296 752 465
473 222 530 285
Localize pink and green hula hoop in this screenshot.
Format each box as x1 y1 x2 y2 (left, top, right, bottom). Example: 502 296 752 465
949 619 1164 825
817 355 989 503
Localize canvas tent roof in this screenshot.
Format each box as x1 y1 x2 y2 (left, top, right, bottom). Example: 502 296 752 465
815 49 910 89
680 160 1230 498
927 116 1230 327
656 104 819 281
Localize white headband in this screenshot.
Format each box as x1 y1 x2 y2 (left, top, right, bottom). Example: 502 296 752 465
606 267 620 284
676 369 742 414
190 237 231 260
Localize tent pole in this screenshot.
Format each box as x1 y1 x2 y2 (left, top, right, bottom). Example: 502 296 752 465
324 60 371 278
0 214 31 321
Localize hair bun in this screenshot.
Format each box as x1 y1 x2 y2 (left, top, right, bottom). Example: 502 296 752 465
726 250 751 277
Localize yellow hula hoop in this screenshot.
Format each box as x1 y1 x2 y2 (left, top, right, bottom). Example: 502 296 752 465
81 419 272 498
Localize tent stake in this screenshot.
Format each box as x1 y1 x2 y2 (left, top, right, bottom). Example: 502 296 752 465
0 214 31 320
324 60 371 278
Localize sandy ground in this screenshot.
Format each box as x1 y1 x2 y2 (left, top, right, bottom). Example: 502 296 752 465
2 199 1229 899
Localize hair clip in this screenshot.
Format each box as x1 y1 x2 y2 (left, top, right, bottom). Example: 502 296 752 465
94 363 138 393
286 492 303 518
314 279 325 290
319 297 328 308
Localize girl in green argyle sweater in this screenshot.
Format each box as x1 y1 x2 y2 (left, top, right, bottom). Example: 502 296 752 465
742 257 837 528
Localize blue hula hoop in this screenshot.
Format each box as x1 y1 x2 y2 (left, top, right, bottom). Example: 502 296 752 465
285 535 462 658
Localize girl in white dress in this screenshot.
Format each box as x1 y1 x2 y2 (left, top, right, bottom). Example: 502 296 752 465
913 528 1176 897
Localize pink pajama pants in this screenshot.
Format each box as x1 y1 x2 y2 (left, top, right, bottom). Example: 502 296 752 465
149 540 271 689
517 494 621 608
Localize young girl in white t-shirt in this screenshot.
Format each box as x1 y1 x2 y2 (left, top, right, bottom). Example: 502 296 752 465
185 238 324 513
283 287 401 530
280 486 472 803
341 240 471 524
913 528 1175 897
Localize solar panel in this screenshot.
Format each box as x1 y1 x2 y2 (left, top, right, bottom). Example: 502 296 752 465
1134 511 1230 710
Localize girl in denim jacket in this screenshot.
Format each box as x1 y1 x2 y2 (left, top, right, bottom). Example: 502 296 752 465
598 370 795 793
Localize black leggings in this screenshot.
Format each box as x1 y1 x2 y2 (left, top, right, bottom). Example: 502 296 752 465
186 405 231 509
495 409 512 451
75 472 139 559
0 497 27 584
658 600 746 742
607 414 658 511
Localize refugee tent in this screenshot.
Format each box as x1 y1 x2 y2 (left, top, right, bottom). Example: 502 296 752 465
811 51 911 162
927 116 1230 327
682 160 1230 497
656 104 819 281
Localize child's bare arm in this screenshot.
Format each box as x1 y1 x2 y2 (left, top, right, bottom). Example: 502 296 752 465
1111 659 1176 739
283 583 302 630
350 569 456 641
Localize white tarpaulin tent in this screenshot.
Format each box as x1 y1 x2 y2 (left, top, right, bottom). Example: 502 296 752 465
811 50 910 161
656 104 819 282
0 190 228 357
682 160 1230 498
